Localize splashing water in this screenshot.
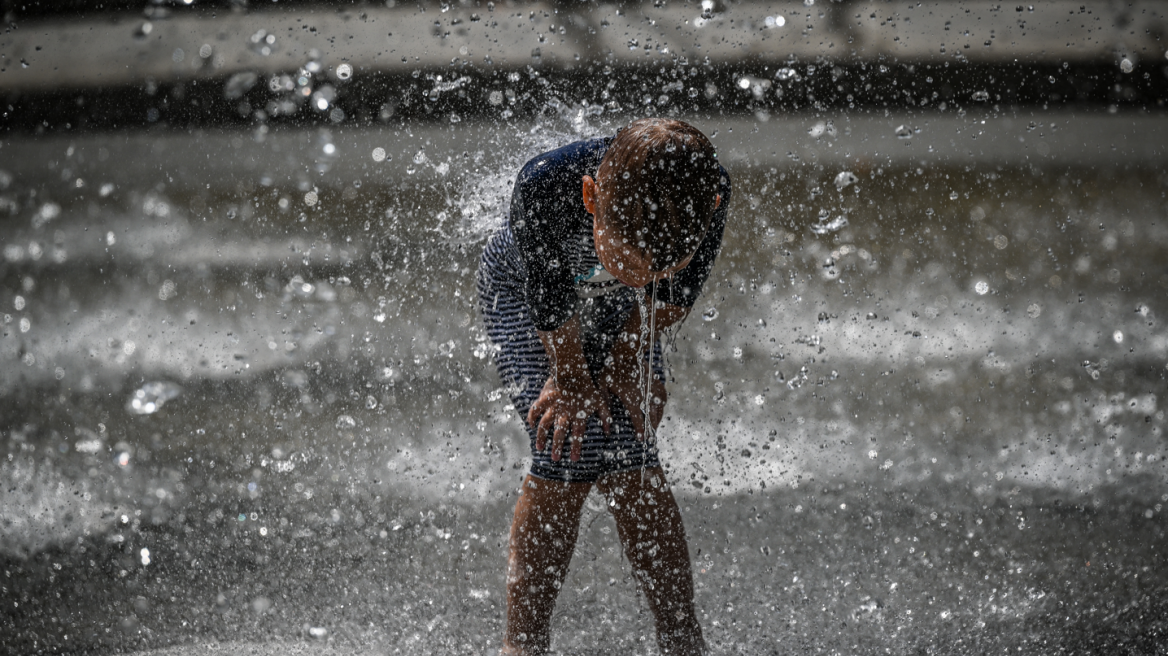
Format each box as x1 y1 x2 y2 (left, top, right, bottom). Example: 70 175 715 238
453 108 612 243
126 381 183 415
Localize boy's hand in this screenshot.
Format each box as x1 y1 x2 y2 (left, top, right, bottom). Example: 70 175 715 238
532 316 613 462
527 375 612 462
601 341 667 441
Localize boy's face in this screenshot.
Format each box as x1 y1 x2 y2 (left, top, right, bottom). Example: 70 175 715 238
582 175 712 288
593 219 694 288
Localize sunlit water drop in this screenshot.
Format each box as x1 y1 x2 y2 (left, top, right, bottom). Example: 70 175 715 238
834 171 858 190
811 215 849 235
127 381 183 415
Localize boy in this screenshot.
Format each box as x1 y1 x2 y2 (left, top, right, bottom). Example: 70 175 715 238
477 118 730 655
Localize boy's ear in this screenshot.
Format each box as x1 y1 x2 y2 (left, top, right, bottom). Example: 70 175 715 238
582 175 598 216
714 194 722 210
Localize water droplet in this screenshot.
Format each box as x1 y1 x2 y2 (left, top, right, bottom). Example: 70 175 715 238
1120 58 1134 74
974 281 989 295
971 90 990 102
894 124 913 139
811 215 848 235
365 395 378 410
1026 303 1042 319
1113 330 1124 344
127 381 183 415
702 307 718 321
775 67 800 82
304 191 318 206
224 71 259 100
336 415 357 429
834 171 858 190
371 147 387 162
994 235 1009 249
335 63 353 80
140 548 151 566
949 191 959 200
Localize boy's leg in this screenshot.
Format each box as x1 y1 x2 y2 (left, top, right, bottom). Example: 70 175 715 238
504 474 593 656
597 467 705 656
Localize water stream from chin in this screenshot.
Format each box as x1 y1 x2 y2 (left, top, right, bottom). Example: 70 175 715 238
644 282 657 444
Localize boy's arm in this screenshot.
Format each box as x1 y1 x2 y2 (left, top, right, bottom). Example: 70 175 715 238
528 316 613 462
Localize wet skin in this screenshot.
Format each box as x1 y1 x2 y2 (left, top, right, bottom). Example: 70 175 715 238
502 468 703 656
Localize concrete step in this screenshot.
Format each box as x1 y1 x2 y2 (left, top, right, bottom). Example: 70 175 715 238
2 1 1164 92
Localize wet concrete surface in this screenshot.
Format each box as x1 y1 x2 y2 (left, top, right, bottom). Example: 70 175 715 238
2 112 1168 654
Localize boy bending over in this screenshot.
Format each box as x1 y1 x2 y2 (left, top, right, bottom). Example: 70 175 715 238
477 118 730 655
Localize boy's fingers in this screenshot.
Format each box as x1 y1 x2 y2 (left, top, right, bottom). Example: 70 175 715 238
551 414 569 462
649 384 666 431
627 400 647 441
569 416 586 462
527 394 549 429
537 408 557 452
595 395 613 436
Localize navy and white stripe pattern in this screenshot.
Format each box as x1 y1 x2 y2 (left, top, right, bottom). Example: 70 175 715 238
477 225 663 483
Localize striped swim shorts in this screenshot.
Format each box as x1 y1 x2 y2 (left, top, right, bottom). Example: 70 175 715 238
476 226 664 483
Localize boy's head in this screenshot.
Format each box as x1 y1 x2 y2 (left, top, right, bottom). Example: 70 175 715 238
583 118 721 287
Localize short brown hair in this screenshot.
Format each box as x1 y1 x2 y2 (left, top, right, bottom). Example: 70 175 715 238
594 118 720 271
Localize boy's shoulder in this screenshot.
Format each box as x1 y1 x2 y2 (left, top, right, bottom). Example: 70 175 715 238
516 136 610 187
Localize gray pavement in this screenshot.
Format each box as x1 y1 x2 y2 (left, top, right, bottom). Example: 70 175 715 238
2 109 1165 195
